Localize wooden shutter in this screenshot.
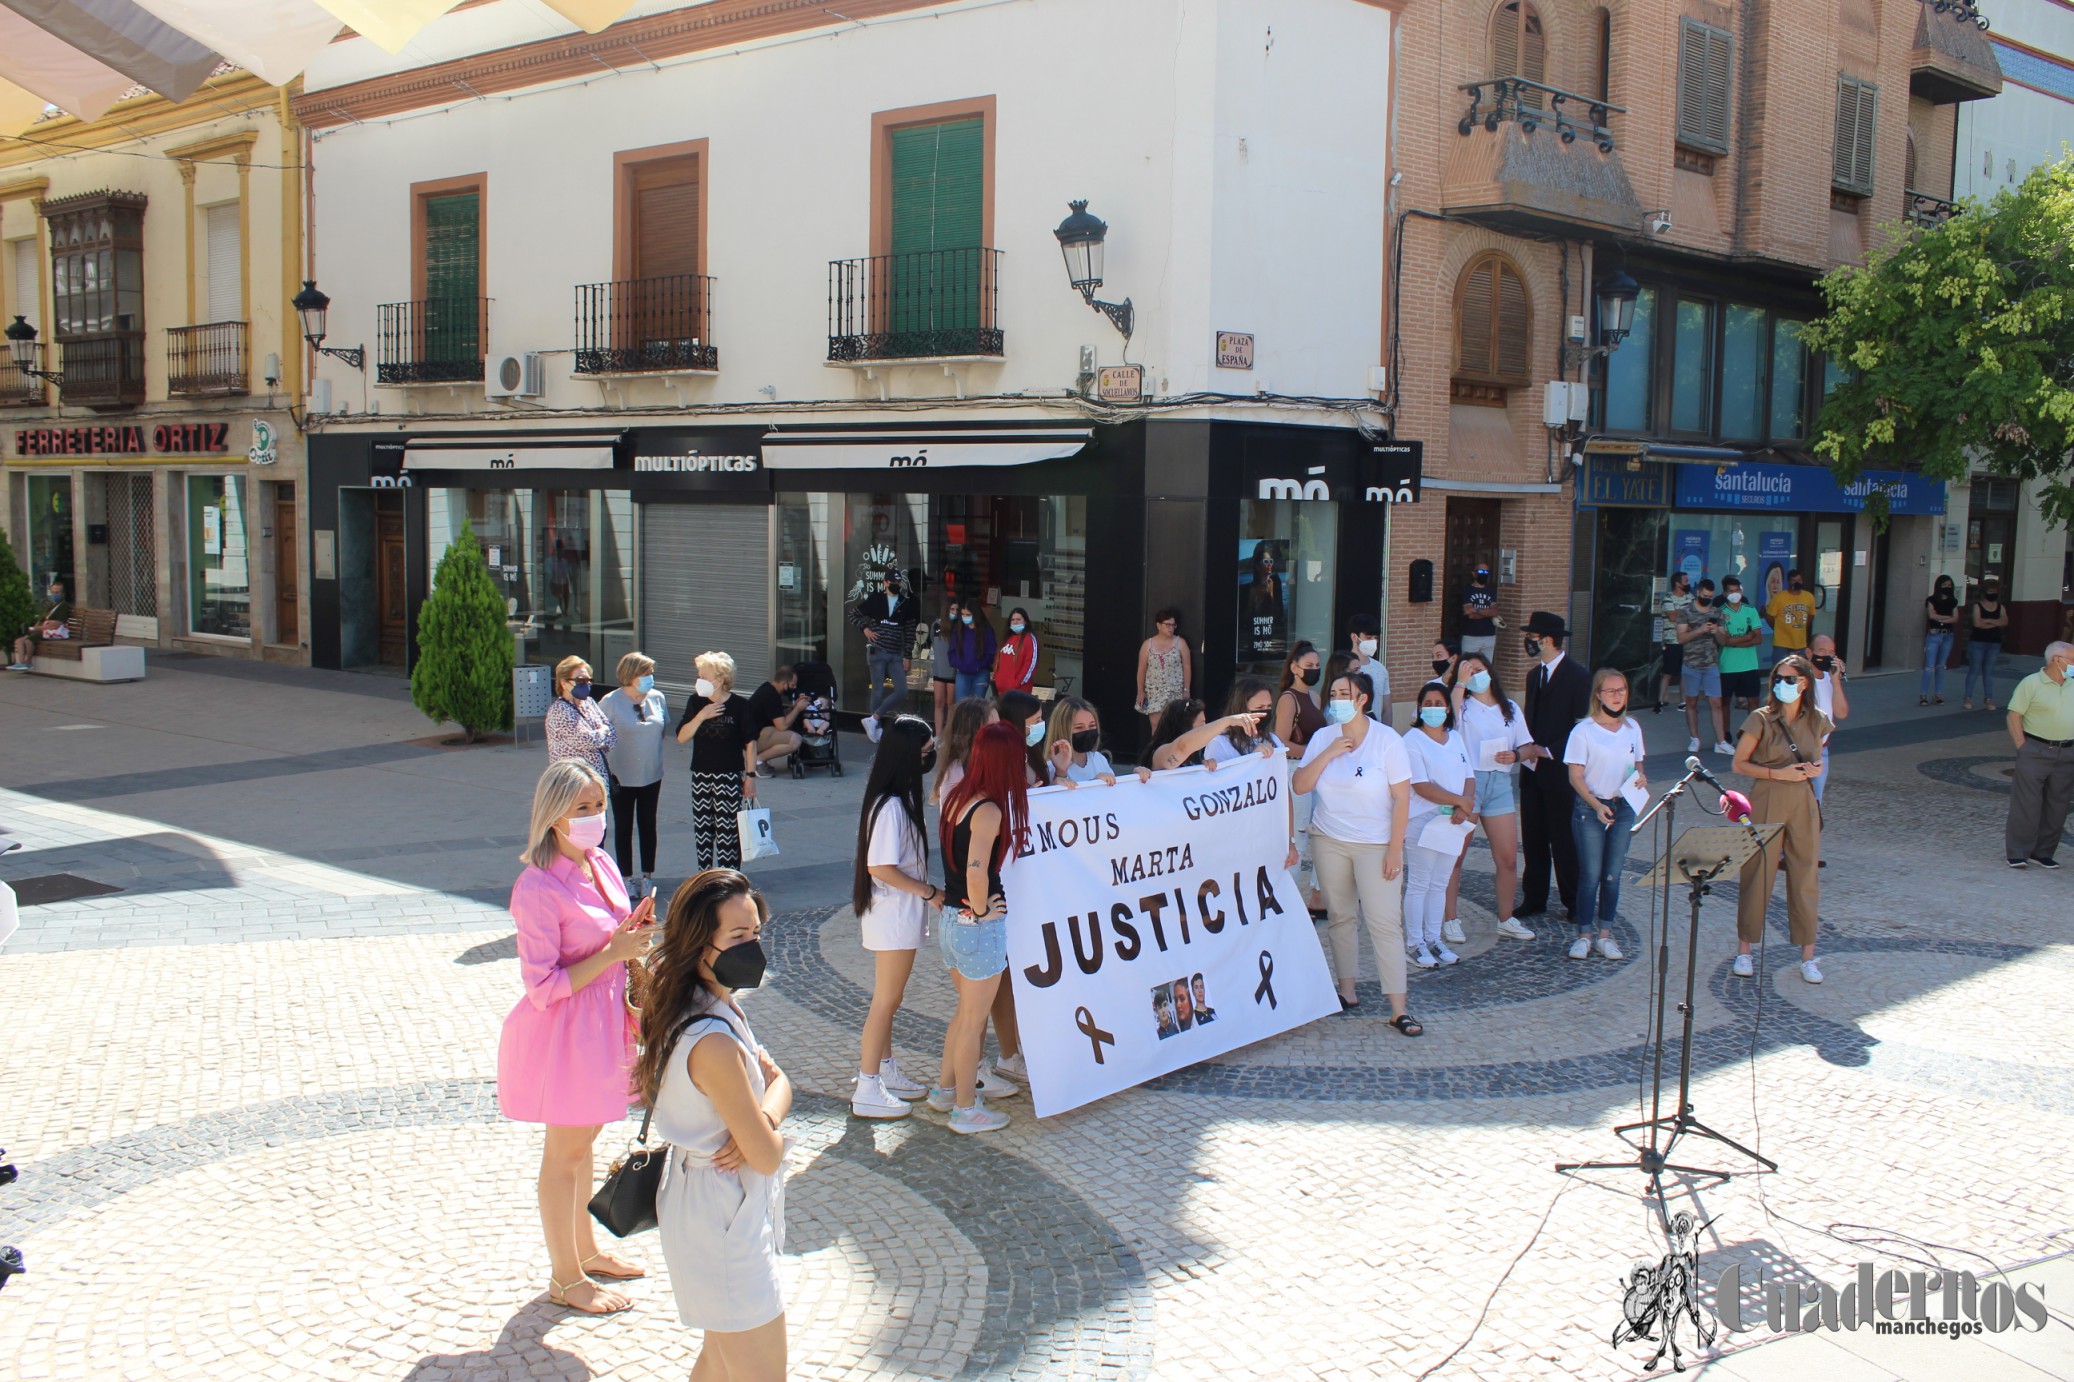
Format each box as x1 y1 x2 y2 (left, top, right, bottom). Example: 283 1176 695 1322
1493 264 1531 379
1832 77 1877 195
1457 259 1495 376
889 118 984 254
1677 19 1732 154
631 157 698 280
422 191 480 303
1455 255 1531 384
204 202 241 322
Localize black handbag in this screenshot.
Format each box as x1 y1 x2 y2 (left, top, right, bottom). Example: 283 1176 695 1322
588 1014 716 1238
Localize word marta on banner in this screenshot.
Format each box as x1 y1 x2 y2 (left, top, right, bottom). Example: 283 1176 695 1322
1000 752 1339 1117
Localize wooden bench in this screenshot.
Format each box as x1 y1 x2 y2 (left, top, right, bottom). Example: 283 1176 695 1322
30 606 145 682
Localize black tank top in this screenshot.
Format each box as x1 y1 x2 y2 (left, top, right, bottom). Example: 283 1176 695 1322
943 799 1004 913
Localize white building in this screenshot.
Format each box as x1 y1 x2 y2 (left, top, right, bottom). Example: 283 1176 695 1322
295 0 1412 730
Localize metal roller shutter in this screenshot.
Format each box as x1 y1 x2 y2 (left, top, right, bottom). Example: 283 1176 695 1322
638 502 770 702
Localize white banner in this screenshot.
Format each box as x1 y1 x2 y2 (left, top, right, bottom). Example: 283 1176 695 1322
1000 752 1339 1117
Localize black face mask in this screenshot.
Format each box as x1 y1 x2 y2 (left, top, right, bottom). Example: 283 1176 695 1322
1071 729 1101 753
1524 636 1543 657
919 748 938 775
1298 667 1321 687
1812 655 1836 671
1432 659 1452 676
708 938 767 990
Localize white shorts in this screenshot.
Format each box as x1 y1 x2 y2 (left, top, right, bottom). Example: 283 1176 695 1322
859 898 926 951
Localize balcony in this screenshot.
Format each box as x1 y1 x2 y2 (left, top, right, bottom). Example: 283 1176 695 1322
573 274 718 375
167 320 249 396
58 333 146 409
0 358 45 408
1911 3 2002 104
828 247 1003 363
1906 190 1961 229
1444 78 1640 236
376 297 488 385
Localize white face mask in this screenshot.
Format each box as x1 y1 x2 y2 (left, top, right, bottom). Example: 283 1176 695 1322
695 678 716 699
1356 638 1377 658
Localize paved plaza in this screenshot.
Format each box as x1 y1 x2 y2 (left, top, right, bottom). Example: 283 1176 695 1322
1 655 2071 1380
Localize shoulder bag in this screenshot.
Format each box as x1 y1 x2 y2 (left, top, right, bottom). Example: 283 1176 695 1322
588 1013 732 1237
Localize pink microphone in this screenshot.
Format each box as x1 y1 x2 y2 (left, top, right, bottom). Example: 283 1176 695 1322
1720 790 1754 823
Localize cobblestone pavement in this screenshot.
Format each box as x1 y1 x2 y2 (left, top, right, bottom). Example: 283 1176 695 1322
1 656 2070 1380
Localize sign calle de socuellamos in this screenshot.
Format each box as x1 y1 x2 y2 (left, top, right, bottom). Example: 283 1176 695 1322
14 423 232 457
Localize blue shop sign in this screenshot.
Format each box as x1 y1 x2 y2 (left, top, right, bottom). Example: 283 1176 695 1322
1673 461 1946 516
1579 455 1670 508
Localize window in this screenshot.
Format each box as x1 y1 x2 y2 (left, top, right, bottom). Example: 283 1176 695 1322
1453 253 1533 390
42 190 146 405
1592 7 1612 102
187 473 250 640
1491 1 1547 84
1676 19 1733 155
26 474 73 596
203 202 241 322
1669 298 1713 434
1832 76 1877 197
1602 285 1655 431
412 177 484 368
1768 320 1807 440
8 236 36 324
1717 304 1766 441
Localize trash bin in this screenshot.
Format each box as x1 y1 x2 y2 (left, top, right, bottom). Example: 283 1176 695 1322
513 664 551 742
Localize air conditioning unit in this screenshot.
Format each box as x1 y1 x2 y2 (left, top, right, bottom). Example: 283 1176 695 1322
486 352 544 399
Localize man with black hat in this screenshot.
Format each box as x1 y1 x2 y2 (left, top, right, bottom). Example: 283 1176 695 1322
1461 564 1499 664
1519 610 1592 919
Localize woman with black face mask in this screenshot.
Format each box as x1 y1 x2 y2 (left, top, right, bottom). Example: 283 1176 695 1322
1922 574 1959 705
636 869 792 1374
1276 641 1328 915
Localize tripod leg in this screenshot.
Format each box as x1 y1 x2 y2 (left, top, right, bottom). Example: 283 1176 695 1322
1678 1116 1779 1172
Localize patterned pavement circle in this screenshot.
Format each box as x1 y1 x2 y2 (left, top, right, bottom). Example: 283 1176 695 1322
1918 754 2022 794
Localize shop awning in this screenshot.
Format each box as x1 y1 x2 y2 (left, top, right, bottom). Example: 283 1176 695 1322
402 432 622 472
1582 438 1746 464
761 426 1093 471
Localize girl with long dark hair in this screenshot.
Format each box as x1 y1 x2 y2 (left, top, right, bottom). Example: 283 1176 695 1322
996 688 1048 786
993 606 1039 695
932 695 993 805
635 869 792 1377
850 715 946 1119
1275 641 1328 914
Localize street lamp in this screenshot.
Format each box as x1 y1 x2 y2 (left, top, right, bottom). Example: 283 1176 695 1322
1054 201 1134 342
4 316 60 383
1595 267 1641 350
292 280 365 370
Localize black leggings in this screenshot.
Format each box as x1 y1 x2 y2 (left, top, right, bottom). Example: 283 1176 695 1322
610 778 662 878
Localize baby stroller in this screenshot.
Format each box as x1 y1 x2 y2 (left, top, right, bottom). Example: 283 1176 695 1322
788 660 842 778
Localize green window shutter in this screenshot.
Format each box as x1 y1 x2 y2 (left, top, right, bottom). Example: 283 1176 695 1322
421 191 480 363
886 118 985 347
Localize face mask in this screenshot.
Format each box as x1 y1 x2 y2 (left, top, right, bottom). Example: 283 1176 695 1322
1790 581 1804 591
1467 670 1492 694
636 674 655 695
1773 679 1803 704
1298 667 1321 687
1071 729 1101 754
571 679 592 700
1524 636 1543 657
919 748 938 775
1025 720 1045 746
563 811 606 849
1812 655 1835 672
1356 638 1377 658
695 677 715 700
961 614 974 626
1418 706 1448 728
1725 591 1743 604
1597 698 1624 718
1010 622 1025 634
1432 659 1452 676
1326 699 1358 724
1474 572 1489 584
708 938 767 990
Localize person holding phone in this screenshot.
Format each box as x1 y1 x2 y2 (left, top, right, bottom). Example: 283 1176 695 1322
1731 655 1832 984
1676 579 1731 755
499 758 656 1315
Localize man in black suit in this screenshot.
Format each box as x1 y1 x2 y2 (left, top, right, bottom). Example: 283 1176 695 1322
1519 610 1592 919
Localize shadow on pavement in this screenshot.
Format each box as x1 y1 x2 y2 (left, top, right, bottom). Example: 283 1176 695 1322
403 1304 593 1380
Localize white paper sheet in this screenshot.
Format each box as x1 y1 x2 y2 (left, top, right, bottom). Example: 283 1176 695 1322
1620 778 1650 814
1476 738 1508 770
1416 815 1475 858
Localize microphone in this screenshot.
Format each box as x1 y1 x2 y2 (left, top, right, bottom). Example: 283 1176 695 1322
1684 755 1728 794
1719 787 1765 843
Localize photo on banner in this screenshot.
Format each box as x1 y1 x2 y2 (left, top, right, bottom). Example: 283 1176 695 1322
1000 752 1338 1117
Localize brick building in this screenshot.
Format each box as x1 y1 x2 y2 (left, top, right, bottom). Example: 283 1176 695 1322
1387 0 2001 693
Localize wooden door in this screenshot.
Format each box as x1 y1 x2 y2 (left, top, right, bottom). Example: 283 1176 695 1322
629 156 701 351
1443 497 1503 641
273 486 297 645
377 496 406 667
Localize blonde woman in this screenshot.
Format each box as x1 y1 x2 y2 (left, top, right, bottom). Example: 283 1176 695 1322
675 651 759 871
499 759 656 1314
546 654 615 783
601 651 668 900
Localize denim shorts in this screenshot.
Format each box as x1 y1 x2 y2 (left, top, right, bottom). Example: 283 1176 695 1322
1474 768 1517 816
1681 666 1722 698
938 907 1009 981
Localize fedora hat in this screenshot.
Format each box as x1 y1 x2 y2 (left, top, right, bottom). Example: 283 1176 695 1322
1524 610 1569 639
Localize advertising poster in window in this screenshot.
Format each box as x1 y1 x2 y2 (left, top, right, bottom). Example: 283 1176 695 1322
1238 538 1289 661
1756 532 1794 610
1673 530 1710 585
202 505 222 556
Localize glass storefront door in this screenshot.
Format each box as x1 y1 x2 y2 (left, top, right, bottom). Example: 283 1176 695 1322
427 485 634 673
1591 507 1669 687
25 473 74 599
185 473 251 639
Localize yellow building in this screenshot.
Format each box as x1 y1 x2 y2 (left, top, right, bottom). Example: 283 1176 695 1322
1 72 309 662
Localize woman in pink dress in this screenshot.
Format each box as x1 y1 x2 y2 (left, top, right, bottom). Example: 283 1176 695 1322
500 758 656 1315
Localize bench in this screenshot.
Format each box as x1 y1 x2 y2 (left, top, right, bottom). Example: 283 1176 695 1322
30 606 145 683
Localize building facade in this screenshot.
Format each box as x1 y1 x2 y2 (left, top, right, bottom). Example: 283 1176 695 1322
1 73 309 662
294 0 1414 740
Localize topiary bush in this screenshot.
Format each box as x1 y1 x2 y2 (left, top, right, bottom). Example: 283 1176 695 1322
0 528 35 650
410 527 513 741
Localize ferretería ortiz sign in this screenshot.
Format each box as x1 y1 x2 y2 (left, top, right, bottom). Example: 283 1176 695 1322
1000 752 1339 1117
1673 460 1945 516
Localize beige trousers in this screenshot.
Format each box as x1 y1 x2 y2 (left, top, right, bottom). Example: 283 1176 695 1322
1310 830 1407 995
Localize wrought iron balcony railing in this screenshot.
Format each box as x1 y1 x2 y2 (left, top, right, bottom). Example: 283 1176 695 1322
1906 189 1961 228
167 320 249 396
58 332 146 408
0 358 45 407
377 297 488 384
1458 77 1625 154
828 247 1003 362
573 274 718 374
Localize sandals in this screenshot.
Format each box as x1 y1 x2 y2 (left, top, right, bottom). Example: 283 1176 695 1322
582 1251 647 1281
549 1274 632 1315
1339 993 1361 1012
1389 1013 1425 1038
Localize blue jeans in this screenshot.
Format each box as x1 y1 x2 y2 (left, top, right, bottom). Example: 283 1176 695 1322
954 669 992 701
1812 748 1829 803
867 644 908 718
1964 641 2000 702
1921 630 1953 696
1570 798 1636 933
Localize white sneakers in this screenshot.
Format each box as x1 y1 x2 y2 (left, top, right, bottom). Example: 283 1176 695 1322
1713 740 1735 756
1409 945 1439 970
1442 918 1467 946
1496 917 1536 941
851 1074 912 1120
1732 953 1755 978
992 1051 1029 1083
1800 959 1824 985
879 1058 926 1100
1596 936 1624 961
863 716 884 744
1433 945 1461 966
948 1103 1010 1134
1687 736 1701 753
976 1065 1022 1100
1567 935 1593 960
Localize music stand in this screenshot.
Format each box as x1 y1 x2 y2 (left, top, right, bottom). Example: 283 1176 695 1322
1558 821 1782 1204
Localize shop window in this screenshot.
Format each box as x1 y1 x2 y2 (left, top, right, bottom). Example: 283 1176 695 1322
1238 499 1337 671
25 473 74 597
1675 19 1732 157
1669 298 1713 434
1600 285 1654 432
1453 252 1533 399
1768 320 1807 440
187 473 250 639
1717 304 1766 441
426 485 633 674
1832 76 1878 198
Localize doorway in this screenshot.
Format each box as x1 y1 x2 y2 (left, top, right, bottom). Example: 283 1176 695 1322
1442 497 1501 644
272 483 298 646
377 491 406 667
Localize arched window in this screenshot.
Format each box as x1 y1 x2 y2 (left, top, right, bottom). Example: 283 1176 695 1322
1454 253 1534 392
1491 1 1547 85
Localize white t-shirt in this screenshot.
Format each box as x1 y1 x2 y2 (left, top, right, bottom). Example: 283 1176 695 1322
936 759 965 803
1403 728 1473 826
861 800 927 931
1204 731 1285 766
1457 696 1533 772
1562 717 1646 799
1811 671 1837 746
1058 749 1115 784
1298 722 1414 845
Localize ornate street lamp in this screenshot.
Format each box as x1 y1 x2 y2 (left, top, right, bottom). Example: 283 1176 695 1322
292 280 365 370
4 316 60 383
1595 267 1641 350
1054 201 1134 341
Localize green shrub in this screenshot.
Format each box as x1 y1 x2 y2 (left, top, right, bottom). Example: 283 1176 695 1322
410 527 513 740
0 528 35 649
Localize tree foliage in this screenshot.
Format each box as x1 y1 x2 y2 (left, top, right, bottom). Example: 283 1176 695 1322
0 527 35 646
1803 154 2074 526
411 526 513 740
